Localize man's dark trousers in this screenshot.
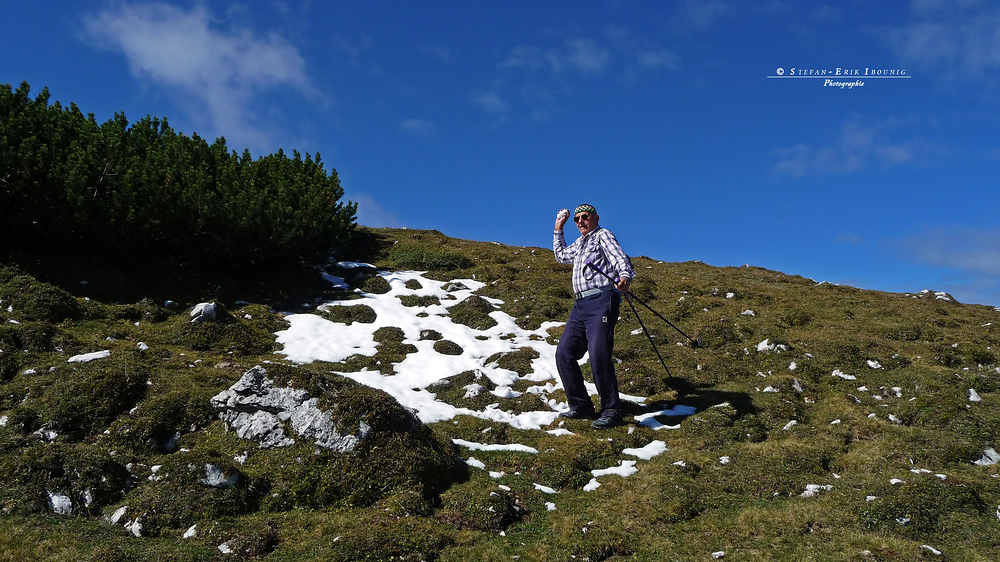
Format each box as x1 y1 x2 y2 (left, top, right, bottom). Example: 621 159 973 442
555 289 622 417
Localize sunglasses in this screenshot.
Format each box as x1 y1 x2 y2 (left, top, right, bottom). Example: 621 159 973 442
574 213 593 223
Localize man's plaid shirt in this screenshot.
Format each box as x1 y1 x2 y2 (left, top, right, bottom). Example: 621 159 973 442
553 226 634 296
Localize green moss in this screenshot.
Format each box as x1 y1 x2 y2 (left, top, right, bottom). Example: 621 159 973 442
0 275 84 323
387 241 474 271
486 347 540 376
448 296 498 330
0 443 129 516
103 386 218 453
420 329 443 341
433 340 463 356
534 439 622 490
313 511 457 562
114 451 262 536
361 275 392 294
0 351 23 382
21 350 150 439
320 303 377 325
100 298 171 323
507 294 571 330
0 264 26 285
0 322 56 353
437 479 524 532
721 438 844 499
426 371 498 410
165 303 280 355
860 478 989 540
399 295 441 307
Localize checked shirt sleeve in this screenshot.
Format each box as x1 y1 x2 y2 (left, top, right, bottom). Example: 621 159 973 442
553 230 575 264
593 228 634 283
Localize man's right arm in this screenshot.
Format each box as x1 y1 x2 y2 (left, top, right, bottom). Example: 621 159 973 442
553 229 573 264
553 209 574 264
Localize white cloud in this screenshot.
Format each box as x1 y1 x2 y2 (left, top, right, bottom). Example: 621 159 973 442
348 192 405 228
562 39 612 74
502 45 548 71
772 118 920 177
886 2 1000 79
672 0 734 31
332 33 375 68
483 28 677 120
421 45 455 64
605 26 681 70
83 3 313 151
399 118 435 137
502 39 612 75
636 49 681 69
808 5 843 23
899 227 1000 277
471 90 508 115
893 226 1000 306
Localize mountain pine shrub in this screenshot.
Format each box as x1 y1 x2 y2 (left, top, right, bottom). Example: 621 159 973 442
0 82 357 269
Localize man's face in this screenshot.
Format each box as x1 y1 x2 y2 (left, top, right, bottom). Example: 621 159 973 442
574 211 599 235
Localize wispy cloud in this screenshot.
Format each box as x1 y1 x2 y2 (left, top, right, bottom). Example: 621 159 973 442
332 33 376 69
899 227 1000 276
348 192 405 228
808 5 843 24
421 45 455 64
893 226 1000 305
671 0 734 31
476 27 678 121
82 3 314 152
886 2 1000 80
771 118 923 177
471 90 509 115
501 39 612 75
606 26 681 70
399 118 435 137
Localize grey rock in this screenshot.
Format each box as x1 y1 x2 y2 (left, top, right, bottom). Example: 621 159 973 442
190 301 219 323
47 491 72 515
211 365 372 452
200 463 241 489
106 505 128 525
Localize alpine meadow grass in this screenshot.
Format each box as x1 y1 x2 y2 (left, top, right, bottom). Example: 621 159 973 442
0 227 998 561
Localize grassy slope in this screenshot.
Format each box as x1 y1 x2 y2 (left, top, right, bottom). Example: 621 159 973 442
1 226 998 561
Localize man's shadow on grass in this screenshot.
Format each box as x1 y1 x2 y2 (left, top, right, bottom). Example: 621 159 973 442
627 376 757 429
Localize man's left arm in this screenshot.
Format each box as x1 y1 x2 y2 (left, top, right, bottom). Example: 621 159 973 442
601 230 634 293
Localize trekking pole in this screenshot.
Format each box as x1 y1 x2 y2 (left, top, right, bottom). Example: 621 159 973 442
585 261 702 349
585 261 673 379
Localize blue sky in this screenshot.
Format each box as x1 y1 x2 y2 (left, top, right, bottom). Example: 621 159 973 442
5 1 1000 305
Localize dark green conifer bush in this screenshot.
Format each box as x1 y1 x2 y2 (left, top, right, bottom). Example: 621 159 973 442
0 82 357 269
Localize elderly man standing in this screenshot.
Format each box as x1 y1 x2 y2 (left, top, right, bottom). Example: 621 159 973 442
553 204 634 429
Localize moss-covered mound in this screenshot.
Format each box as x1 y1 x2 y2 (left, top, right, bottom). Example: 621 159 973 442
216 364 464 510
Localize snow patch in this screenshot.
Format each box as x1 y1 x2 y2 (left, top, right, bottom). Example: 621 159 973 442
68 350 110 363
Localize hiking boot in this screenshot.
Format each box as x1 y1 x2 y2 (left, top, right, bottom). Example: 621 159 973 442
591 412 623 430
558 409 597 420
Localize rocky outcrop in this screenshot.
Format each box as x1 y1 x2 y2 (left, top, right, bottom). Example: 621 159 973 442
211 365 372 452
